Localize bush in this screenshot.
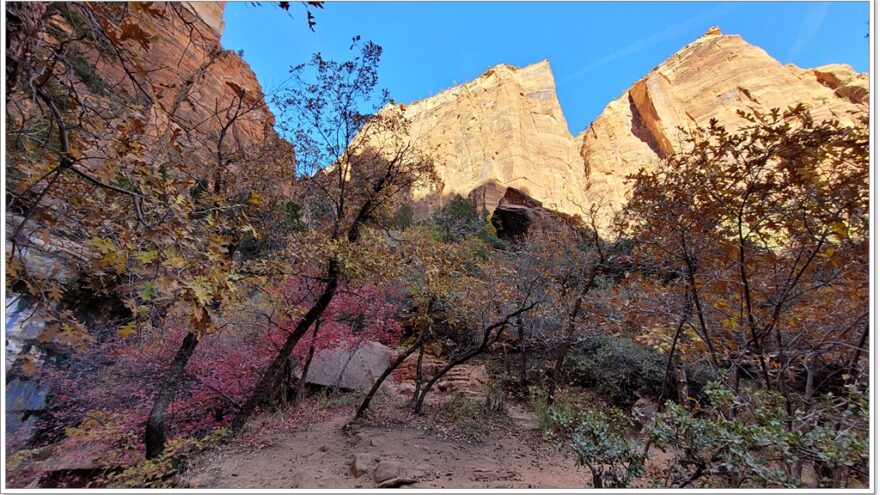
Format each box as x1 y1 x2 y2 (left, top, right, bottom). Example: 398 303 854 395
645 381 869 488
547 406 645 488
564 334 671 406
441 394 488 437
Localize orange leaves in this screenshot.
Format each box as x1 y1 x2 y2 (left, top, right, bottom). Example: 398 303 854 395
117 20 153 51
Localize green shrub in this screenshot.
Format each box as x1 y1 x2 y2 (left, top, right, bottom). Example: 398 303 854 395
548 406 645 488
441 394 488 437
392 203 413 229
645 381 869 488
564 334 671 406
279 200 307 232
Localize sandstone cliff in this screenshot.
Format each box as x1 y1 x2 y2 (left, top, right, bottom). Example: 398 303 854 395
398 61 590 219
394 27 866 230
579 27 869 220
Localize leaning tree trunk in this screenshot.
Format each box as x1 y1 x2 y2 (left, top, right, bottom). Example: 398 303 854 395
354 335 425 420
413 345 485 414
231 261 339 433
294 320 321 405
414 303 537 413
145 332 199 459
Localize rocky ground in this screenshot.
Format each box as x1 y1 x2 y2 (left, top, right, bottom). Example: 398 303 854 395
183 390 589 489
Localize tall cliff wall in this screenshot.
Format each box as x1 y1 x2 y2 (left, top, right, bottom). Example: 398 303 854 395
578 28 868 220
394 27 867 229
399 61 590 219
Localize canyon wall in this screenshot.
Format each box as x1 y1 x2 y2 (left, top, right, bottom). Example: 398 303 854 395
578 27 868 220
398 61 590 219
394 27 867 228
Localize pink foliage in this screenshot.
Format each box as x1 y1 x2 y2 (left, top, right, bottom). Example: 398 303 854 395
37 279 405 454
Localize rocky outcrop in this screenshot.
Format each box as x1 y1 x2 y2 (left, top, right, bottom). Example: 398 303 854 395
392 27 866 231
579 27 868 223
5 1 285 446
398 61 590 219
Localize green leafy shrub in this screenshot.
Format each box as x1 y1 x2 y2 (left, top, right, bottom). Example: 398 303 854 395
548 406 645 488
392 203 413 229
564 334 671 406
646 381 869 488
279 200 307 232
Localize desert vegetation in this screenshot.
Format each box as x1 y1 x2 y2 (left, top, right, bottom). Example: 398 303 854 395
4 2 869 490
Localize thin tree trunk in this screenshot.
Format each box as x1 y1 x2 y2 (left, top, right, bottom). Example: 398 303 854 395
413 328 501 414
231 260 339 433
412 302 535 414
355 336 425 420
547 261 602 405
518 318 528 393
410 340 425 407
294 320 321 405
145 332 199 459
546 333 572 406
675 357 689 411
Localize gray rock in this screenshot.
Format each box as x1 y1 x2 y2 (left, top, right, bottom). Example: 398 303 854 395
351 453 377 478
301 341 391 392
373 460 403 483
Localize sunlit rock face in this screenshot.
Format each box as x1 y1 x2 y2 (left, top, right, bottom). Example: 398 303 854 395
392 27 866 231
578 27 869 226
397 60 590 220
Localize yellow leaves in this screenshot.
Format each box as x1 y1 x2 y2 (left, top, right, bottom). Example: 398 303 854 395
247 191 263 208
830 221 848 239
6 254 22 280
137 250 159 264
162 252 187 270
117 321 137 338
86 237 116 254
240 224 261 240
186 278 214 306
86 237 128 275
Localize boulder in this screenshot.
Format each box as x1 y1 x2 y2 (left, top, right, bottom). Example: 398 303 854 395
302 341 392 392
351 453 377 478
373 460 403 483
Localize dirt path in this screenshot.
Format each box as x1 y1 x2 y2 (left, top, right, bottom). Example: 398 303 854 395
184 407 589 489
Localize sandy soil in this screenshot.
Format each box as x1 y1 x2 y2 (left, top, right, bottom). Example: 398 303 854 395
184 402 590 489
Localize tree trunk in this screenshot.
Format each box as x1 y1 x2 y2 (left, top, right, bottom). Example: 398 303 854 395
545 334 571 406
675 356 689 410
518 318 528 393
294 320 321 405
145 332 199 459
410 340 425 407
355 336 424 420
413 335 495 414
231 260 339 433
412 302 535 414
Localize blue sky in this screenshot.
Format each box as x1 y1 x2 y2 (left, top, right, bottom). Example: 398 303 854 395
222 2 869 135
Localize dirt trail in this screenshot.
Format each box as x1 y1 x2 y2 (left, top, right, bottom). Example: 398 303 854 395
184 408 589 489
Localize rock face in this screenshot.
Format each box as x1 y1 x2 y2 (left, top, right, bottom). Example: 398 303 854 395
5 1 286 445
578 27 868 221
395 27 866 230
82 1 279 162
400 61 590 219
